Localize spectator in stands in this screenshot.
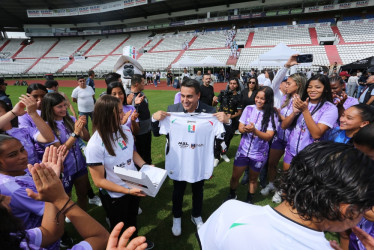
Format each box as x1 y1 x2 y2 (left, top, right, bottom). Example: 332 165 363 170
200 73 215 106
347 72 359 97
359 75 374 106
86 70 96 93
127 74 152 164
0 78 11 108
199 142 374 250
195 71 203 85
167 70 173 87
44 80 77 118
100 72 122 97
71 76 95 131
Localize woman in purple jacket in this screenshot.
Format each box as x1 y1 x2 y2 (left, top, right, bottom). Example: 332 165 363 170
41 93 91 210
225 86 277 204
281 74 338 170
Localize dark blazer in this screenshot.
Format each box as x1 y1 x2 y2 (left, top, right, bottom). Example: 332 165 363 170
152 101 216 136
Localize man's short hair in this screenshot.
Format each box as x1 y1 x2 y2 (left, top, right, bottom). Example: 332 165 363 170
279 141 374 222
131 74 144 86
203 73 211 78
181 79 200 95
77 75 85 80
105 72 121 85
88 70 95 77
44 80 58 89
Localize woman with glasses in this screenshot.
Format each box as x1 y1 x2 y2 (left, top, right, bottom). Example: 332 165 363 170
241 77 259 108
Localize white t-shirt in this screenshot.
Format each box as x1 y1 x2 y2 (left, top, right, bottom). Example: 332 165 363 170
159 113 225 182
71 86 95 112
85 125 137 198
257 73 266 85
198 200 332 250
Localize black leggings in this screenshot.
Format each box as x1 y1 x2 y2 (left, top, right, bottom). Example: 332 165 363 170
99 190 140 238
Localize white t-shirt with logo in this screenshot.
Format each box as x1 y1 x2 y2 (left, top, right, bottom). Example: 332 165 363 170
159 113 225 182
198 200 332 250
85 125 136 198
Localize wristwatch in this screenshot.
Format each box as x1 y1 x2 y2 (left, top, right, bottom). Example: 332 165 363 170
71 132 79 138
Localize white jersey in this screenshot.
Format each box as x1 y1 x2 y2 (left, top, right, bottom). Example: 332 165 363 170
85 125 137 198
198 200 332 250
159 113 225 182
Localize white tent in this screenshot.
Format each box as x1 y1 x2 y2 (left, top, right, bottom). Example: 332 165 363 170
171 56 197 68
197 56 226 67
249 43 312 68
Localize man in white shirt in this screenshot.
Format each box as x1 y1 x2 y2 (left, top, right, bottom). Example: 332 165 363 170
72 76 95 131
198 142 374 250
152 79 230 237
257 70 266 85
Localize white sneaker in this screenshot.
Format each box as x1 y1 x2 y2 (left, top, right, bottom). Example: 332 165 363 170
214 158 219 168
221 154 230 163
272 191 282 203
235 130 241 135
172 217 181 236
138 207 142 215
260 183 275 196
88 195 102 206
191 216 204 230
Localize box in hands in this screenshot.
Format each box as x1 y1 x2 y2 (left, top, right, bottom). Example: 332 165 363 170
114 164 167 197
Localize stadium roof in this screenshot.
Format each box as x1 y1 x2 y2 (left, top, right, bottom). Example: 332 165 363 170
0 0 259 30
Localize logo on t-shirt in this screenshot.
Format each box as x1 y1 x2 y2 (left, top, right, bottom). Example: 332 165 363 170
127 159 132 165
118 140 128 150
188 125 196 133
190 143 204 149
178 142 189 148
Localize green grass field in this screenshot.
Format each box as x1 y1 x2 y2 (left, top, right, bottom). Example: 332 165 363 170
6 85 338 249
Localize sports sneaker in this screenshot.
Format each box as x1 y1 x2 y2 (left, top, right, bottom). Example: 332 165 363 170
221 154 230 163
88 195 102 206
235 129 241 135
172 217 181 236
272 190 282 203
213 158 220 168
145 240 154 250
260 183 275 196
138 207 142 215
191 216 204 230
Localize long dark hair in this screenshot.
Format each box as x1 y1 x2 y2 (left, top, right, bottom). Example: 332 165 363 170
41 93 75 137
93 95 127 156
106 81 127 105
246 77 259 91
26 83 47 94
0 100 18 130
301 74 333 116
256 86 277 133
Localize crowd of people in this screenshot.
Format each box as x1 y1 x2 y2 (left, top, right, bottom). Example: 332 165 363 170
1 53 374 250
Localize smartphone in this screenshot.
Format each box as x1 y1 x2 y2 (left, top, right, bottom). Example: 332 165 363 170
296 54 313 63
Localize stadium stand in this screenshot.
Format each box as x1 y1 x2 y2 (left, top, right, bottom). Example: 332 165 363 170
251 26 312 46
189 31 227 49
337 19 374 43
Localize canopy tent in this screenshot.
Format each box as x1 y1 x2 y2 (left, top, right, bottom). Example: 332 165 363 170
171 56 197 68
340 57 374 73
196 56 226 67
249 43 312 68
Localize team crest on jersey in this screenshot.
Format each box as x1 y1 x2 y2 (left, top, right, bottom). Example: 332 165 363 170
118 140 127 150
188 125 196 133
191 144 196 149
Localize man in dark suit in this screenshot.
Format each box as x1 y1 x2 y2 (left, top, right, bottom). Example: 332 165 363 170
152 79 230 236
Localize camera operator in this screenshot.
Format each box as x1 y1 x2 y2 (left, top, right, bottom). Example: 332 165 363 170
213 77 242 166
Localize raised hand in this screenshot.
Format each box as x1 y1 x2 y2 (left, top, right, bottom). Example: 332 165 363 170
131 110 139 121
106 222 147 250
134 94 145 105
74 116 86 134
285 54 299 68
26 163 68 204
19 94 38 115
333 91 348 108
11 102 27 116
40 145 66 177
122 110 132 125
293 95 309 112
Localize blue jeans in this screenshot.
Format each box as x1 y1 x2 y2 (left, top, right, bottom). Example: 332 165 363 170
78 111 93 132
357 85 365 98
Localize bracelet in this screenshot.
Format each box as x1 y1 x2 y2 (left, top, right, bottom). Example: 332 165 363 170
55 197 71 224
10 111 17 117
62 202 77 216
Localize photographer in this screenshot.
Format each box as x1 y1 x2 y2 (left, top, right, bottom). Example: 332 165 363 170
213 77 242 166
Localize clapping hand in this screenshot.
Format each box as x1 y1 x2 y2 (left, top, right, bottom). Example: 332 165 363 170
106 222 147 250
